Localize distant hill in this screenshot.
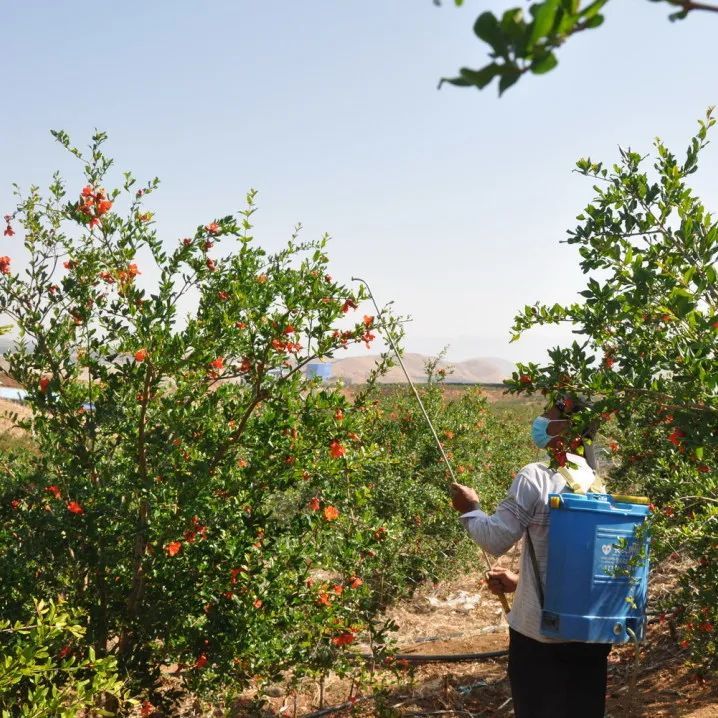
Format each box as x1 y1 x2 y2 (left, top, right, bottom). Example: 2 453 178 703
328 353 515 384
0 339 514 387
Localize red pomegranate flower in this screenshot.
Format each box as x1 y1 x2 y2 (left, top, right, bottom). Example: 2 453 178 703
165 541 182 557
0 256 11 274
3 225 14 237
329 440 346 459
210 357 224 370
67 501 84 515
667 428 686 446
206 222 220 234
331 631 355 646
323 505 340 521
46 485 62 500
308 497 320 511
134 348 148 362
38 376 51 393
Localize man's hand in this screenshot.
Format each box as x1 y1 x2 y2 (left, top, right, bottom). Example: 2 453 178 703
450 483 480 513
486 567 519 594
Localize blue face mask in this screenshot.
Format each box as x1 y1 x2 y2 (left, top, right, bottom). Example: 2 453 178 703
531 416 553 448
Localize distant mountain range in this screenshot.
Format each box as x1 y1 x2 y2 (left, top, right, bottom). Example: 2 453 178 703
0 333 514 386
328 353 515 385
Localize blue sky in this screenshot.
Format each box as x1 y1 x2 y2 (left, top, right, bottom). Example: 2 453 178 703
2 1 717 363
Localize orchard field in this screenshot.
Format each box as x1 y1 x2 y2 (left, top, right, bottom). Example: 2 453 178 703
0 116 716 716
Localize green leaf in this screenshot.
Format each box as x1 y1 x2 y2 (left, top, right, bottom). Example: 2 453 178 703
529 0 560 49
438 75 475 88
531 51 558 75
473 12 504 53
458 63 502 89
500 7 527 44
560 0 579 10
579 0 609 21
498 68 522 95
583 14 604 29
557 1 580 33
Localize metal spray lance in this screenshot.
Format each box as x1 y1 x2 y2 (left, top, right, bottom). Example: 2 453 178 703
352 277 511 615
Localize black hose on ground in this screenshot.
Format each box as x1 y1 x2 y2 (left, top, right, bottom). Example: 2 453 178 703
359 648 508 664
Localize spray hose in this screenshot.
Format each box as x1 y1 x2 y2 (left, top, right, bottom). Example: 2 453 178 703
351 277 511 615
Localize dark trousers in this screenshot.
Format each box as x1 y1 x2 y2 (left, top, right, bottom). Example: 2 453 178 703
508 628 611 718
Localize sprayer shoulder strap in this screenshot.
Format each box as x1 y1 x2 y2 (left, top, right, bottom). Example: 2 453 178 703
525 528 544 609
557 465 606 494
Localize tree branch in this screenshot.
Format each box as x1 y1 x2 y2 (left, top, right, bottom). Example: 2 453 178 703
677 1 718 14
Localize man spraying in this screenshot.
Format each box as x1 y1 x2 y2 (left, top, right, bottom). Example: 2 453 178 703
450 398 611 718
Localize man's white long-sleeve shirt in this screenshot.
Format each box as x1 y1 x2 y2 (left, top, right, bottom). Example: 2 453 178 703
460 455 595 643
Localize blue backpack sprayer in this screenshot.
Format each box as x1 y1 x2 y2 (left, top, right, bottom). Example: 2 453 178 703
352 277 651 646
540 491 650 643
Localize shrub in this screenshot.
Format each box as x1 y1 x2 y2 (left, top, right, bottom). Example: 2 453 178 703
0 132 533 702
505 111 718 668
0 598 127 717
